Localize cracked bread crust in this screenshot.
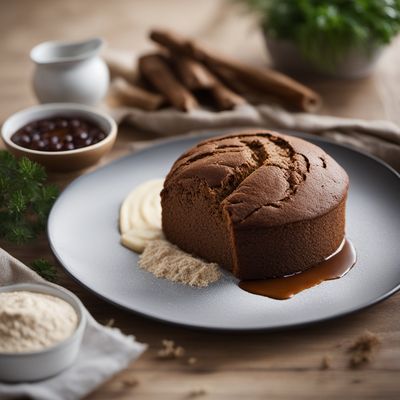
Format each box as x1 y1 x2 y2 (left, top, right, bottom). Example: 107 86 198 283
161 130 349 279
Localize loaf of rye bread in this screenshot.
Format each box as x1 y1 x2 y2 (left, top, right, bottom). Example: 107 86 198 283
161 130 349 279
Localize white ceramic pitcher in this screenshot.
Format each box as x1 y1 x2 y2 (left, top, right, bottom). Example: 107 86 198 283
31 38 109 105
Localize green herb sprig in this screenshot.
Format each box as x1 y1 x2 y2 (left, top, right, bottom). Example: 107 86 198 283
0 151 59 243
30 258 58 282
236 0 400 71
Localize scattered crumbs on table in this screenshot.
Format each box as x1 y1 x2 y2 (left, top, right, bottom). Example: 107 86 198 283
111 375 139 391
188 357 198 365
121 376 139 388
347 331 381 368
320 355 331 370
187 388 207 398
157 339 185 359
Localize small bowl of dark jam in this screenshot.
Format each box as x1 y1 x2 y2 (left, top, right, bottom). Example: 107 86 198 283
1 103 117 172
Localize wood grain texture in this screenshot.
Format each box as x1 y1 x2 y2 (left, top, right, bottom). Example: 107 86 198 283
1 1 399 399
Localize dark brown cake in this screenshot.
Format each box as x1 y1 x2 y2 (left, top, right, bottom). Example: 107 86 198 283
161 130 349 279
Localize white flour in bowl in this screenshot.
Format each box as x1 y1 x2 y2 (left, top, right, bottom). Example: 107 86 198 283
0 291 78 353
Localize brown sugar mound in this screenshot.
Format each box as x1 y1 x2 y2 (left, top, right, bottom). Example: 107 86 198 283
161 130 349 279
138 239 221 287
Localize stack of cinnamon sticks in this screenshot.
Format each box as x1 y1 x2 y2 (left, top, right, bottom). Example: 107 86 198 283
110 29 321 113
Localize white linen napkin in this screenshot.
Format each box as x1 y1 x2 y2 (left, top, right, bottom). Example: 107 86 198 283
0 248 147 400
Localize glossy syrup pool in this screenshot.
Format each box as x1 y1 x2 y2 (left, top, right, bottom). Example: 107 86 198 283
239 239 357 300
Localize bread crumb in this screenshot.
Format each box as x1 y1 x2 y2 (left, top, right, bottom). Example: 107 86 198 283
139 239 221 287
188 357 198 365
111 376 139 391
157 339 185 359
188 388 207 398
347 331 380 368
320 355 331 370
175 345 185 357
121 376 139 388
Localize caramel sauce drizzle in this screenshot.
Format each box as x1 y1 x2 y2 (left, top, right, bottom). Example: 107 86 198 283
239 239 356 300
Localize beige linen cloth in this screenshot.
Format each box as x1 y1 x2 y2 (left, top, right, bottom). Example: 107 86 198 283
0 249 147 400
111 102 400 171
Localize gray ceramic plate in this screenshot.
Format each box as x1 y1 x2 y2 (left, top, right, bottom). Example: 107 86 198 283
48 130 400 331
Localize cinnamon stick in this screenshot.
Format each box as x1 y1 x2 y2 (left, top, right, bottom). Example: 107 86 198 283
172 56 246 110
172 56 215 90
111 77 165 111
210 64 277 105
211 83 246 111
150 29 321 112
138 53 198 112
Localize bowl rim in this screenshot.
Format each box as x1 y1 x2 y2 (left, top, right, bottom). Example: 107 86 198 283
0 282 87 357
30 37 105 65
1 103 117 157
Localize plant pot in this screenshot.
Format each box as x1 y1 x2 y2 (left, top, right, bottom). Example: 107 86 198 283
264 34 383 79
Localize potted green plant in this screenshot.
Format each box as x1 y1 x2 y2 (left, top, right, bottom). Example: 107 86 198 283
237 0 400 78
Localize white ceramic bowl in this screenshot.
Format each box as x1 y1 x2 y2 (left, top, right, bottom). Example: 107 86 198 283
0 283 86 382
264 35 383 79
1 103 117 172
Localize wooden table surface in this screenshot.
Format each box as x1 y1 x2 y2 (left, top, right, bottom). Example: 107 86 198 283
1 1 400 399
